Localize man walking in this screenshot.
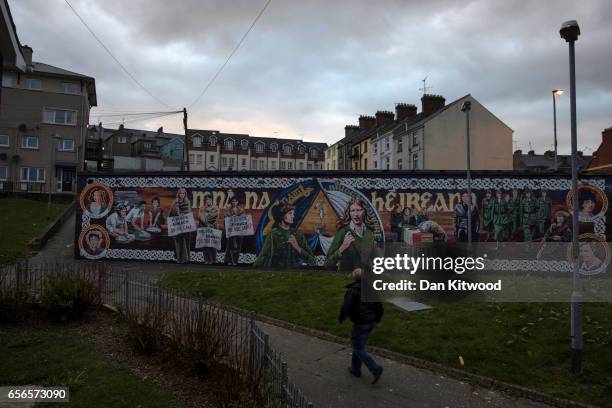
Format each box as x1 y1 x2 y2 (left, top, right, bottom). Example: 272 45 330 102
339 268 384 384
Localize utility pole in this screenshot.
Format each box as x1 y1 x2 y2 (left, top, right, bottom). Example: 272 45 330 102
182 107 190 172
461 101 472 245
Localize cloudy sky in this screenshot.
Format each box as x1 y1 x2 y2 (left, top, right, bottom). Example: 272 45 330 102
9 0 612 154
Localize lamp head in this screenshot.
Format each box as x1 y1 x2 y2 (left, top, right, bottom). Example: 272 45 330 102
460 101 472 112
560 20 580 42
553 89 564 96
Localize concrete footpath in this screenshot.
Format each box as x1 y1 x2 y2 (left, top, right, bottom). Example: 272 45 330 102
30 216 551 408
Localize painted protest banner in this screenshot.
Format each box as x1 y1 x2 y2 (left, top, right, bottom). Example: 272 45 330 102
167 213 197 237
195 227 223 250
225 214 254 237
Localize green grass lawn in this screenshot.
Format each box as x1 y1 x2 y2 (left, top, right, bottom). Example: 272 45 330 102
0 198 65 265
164 269 612 407
0 326 180 408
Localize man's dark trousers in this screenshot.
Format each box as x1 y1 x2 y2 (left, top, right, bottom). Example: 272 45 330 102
351 322 382 375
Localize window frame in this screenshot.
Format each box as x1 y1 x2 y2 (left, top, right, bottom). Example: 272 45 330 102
61 82 79 94
21 135 39 149
255 142 264 153
192 135 202 147
225 139 234 150
43 108 77 126
59 139 75 151
0 134 9 147
0 165 7 180
20 167 45 182
25 78 42 90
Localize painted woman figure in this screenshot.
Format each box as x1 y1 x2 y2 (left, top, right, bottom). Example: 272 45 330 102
88 189 107 217
199 196 220 264
389 203 403 242
224 195 245 266
105 204 133 242
148 196 165 229
543 211 571 242
325 197 376 273
253 204 315 268
169 188 192 264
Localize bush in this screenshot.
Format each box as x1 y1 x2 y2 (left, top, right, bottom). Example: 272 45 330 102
124 297 168 355
40 271 101 321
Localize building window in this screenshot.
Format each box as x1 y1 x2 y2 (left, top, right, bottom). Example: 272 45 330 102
222 157 228 166
225 139 234 150
0 135 9 147
255 142 264 153
385 137 389 151
196 154 203 165
308 163 313 170
228 157 235 168
259 160 265 170
287 161 293 170
144 142 152 149
280 161 286 170
209 155 215 163
298 145 305 154
43 108 77 125
310 148 318 158
397 139 403 153
118 136 127 144
283 145 292 155
364 158 367 169
251 159 257 168
398 159 403 170
0 166 7 180
20 167 45 182
412 154 418 169
363 143 367 153
62 82 79 94
59 139 74 151
241 158 247 167
270 161 277 170
21 135 39 149
299 162 304 170
241 140 249 150
373 160 378 169
2 75 13 87
25 78 42 90
412 132 418 146
189 154 195 164
385 157 390 170
192 136 202 147
270 143 278 152
326 164 330 170
353 147 359 156
373 143 378 155
209 136 217 146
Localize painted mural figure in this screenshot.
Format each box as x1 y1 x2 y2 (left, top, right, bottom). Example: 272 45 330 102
85 230 104 256
492 190 510 242
389 204 403 242
198 196 220 264
520 188 538 241
509 188 521 240
453 192 479 242
481 190 494 241
253 205 315 268
224 195 245 265
105 204 133 242
536 190 552 237
579 189 597 217
88 189 107 217
325 198 376 273
148 196 165 231
170 188 192 264
543 210 571 242
127 200 151 241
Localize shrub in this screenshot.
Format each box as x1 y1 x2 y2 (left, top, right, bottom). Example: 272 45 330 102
40 271 101 321
0 275 32 324
124 296 168 354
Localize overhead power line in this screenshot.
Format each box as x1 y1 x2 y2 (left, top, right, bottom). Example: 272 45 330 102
64 0 174 110
93 110 182 118
188 0 272 109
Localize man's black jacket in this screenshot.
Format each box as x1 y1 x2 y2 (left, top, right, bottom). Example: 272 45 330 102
338 280 384 325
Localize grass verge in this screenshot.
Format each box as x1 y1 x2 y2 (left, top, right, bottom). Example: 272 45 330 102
0 197 65 265
0 323 180 408
164 269 612 407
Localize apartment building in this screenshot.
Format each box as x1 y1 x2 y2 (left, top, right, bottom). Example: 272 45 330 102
326 93 513 171
0 45 96 192
186 129 326 171
85 125 185 172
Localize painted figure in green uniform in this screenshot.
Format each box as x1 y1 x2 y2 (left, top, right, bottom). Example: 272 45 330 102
536 190 552 238
492 189 510 242
254 204 315 268
481 190 494 241
509 188 521 240
325 197 377 273
520 188 538 242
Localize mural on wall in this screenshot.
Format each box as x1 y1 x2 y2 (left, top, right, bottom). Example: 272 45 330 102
76 173 611 270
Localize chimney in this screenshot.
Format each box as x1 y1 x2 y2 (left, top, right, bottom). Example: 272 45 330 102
358 115 376 132
514 149 523 156
375 110 394 127
544 150 554 158
395 103 417 121
21 45 33 68
602 127 612 143
157 126 163 134
577 151 583 158
421 94 445 117
528 150 535 156
344 125 360 139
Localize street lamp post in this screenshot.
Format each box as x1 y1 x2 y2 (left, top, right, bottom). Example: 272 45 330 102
552 89 563 171
560 19 582 374
461 100 472 244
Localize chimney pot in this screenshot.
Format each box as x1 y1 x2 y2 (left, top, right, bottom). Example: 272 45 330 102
421 94 446 117
528 150 535 156
395 103 417 121
375 110 394 127
344 125 360 139
358 115 376 132
602 126 612 143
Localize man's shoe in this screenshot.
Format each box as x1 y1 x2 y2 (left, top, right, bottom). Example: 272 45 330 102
348 367 361 378
371 367 383 384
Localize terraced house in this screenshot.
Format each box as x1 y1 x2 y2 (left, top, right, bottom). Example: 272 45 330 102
0 43 96 193
186 129 327 171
